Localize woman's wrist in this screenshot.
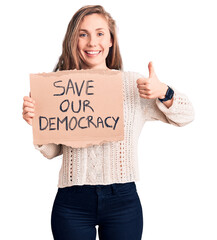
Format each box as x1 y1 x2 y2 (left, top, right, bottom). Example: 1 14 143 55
159 83 168 99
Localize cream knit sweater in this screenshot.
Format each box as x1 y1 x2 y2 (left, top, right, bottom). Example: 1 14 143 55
34 71 194 188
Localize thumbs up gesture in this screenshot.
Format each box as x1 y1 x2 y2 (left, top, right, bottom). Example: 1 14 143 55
137 61 168 99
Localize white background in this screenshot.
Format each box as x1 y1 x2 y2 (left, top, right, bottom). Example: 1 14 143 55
0 0 216 239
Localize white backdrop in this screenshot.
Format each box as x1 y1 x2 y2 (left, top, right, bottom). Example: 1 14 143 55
0 0 216 239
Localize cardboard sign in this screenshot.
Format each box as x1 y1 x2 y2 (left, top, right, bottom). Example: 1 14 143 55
30 69 124 148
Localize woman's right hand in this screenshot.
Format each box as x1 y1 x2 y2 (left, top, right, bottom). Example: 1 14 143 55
22 92 35 126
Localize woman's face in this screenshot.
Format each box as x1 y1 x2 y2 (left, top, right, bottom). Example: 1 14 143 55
77 13 113 70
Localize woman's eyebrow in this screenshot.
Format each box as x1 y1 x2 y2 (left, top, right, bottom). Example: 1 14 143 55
79 28 105 32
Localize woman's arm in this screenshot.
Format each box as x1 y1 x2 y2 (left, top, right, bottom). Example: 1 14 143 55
136 62 194 126
23 95 63 159
34 143 63 159
141 88 195 127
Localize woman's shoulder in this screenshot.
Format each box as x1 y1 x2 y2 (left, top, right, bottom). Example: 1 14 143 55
121 70 144 80
110 69 144 80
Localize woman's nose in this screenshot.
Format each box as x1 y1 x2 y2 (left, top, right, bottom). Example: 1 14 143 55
87 35 97 47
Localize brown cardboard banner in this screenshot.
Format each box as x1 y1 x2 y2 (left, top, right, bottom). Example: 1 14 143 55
30 69 124 148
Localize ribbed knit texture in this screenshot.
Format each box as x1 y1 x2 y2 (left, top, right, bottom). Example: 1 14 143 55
34 71 194 188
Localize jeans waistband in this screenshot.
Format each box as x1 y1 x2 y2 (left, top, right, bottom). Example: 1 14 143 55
60 181 136 195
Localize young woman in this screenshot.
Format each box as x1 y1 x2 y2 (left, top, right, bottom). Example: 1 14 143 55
22 5 194 240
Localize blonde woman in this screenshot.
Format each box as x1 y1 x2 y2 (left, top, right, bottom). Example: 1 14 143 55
22 5 194 240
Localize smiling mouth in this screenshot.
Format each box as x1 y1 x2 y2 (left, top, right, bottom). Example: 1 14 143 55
84 50 101 56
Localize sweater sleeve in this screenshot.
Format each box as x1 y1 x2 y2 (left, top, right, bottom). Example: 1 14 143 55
135 73 195 127
141 88 195 126
34 143 63 159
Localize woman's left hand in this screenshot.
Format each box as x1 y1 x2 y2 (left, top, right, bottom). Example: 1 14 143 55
137 61 168 99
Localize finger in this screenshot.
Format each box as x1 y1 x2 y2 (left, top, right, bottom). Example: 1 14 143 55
23 101 35 109
23 96 35 104
23 111 35 118
148 61 155 78
139 93 152 99
137 79 151 90
23 106 35 113
137 83 151 90
23 96 31 102
139 89 151 95
136 78 150 85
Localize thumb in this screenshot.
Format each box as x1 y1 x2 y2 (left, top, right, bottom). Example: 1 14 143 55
148 61 155 78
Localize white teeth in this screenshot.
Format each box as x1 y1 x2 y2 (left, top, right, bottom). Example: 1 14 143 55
86 51 100 55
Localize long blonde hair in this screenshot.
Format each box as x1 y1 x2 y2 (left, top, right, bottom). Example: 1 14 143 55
53 5 123 71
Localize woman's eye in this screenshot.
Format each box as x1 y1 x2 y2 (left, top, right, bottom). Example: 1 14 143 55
98 32 104 36
79 33 87 37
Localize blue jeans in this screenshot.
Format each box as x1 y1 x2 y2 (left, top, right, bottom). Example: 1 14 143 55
51 181 143 240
